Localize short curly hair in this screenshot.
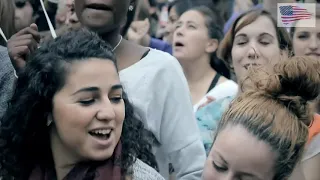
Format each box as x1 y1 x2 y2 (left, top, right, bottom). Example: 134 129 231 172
0 28 158 179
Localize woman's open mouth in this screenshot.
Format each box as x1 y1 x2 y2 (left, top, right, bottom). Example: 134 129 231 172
85 3 113 11
89 129 112 140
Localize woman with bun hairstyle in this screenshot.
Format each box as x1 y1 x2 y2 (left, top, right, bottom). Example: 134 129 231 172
202 56 320 180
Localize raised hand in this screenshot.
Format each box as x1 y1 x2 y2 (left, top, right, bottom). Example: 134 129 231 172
7 23 41 71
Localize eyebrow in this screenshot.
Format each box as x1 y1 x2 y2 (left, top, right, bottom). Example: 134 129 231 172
259 32 274 39
235 32 275 38
214 150 228 165
72 87 99 95
111 84 123 91
296 30 310 34
72 84 123 95
214 151 263 179
234 33 247 38
176 20 198 26
186 20 198 26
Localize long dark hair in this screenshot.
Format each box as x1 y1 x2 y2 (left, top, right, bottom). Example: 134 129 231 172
0 29 158 179
0 0 16 46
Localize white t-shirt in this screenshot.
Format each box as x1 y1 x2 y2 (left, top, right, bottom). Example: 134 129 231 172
302 134 320 162
119 48 206 180
193 80 238 112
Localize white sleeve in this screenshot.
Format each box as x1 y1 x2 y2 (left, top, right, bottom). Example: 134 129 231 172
148 56 206 179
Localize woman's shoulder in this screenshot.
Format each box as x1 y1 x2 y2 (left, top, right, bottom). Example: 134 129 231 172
142 48 181 70
132 159 165 180
119 48 186 89
120 48 182 75
195 95 235 154
207 80 238 100
143 48 175 61
198 95 235 116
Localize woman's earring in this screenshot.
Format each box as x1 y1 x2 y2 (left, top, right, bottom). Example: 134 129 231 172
47 115 53 127
129 5 134 11
47 119 52 127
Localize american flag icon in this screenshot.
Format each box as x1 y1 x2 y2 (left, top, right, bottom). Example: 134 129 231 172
279 5 313 24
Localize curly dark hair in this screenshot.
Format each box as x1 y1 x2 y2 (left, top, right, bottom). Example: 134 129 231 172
0 28 158 179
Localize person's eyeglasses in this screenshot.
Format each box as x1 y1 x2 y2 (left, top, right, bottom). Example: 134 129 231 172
15 0 27 8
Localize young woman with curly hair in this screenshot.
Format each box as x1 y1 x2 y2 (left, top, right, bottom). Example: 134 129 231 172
7 0 206 178
0 29 162 180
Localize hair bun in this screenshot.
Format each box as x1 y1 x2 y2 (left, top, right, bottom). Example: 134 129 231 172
269 56 320 101
248 56 320 125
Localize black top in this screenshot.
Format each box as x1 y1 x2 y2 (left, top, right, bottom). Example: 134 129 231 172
207 73 221 93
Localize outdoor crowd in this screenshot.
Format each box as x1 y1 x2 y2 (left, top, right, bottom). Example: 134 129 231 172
0 0 319 179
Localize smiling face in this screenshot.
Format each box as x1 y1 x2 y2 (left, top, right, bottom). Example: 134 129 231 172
173 10 216 63
293 19 320 60
50 58 125 164
231 15 281 82
74 0 131 33
203 124 277 180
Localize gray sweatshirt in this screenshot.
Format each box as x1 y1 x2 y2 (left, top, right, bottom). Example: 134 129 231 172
0 46 15 118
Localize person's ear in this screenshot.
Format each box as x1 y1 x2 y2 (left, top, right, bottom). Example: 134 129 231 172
205 38 219 54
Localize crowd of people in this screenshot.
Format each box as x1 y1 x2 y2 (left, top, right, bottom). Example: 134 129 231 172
0 0 319 179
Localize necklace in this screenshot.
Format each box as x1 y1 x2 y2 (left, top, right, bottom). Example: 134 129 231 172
112 35 123 51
